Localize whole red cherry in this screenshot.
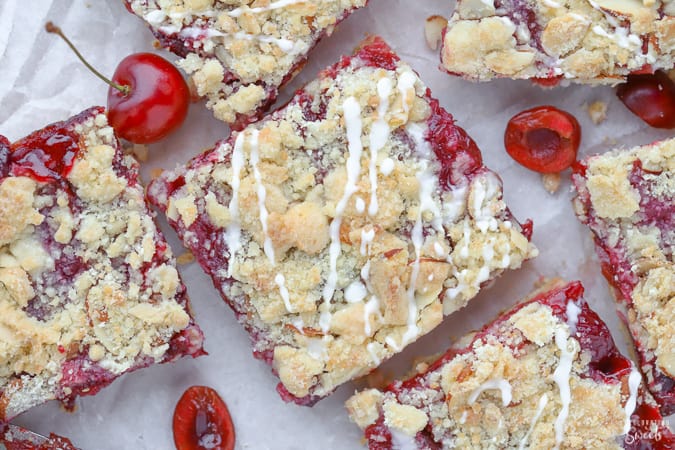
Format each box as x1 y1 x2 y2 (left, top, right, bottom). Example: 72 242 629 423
107 53 190 143
616 70 675 129
46 22 189 144
173 385 235 450
504 106 581 173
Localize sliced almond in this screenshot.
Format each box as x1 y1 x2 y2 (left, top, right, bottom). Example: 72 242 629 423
425 15 448 51
541 172 561 194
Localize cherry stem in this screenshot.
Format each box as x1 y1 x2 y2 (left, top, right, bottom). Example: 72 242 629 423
45 22 130 96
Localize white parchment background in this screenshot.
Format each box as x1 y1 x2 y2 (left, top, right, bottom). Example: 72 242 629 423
1 0 672 449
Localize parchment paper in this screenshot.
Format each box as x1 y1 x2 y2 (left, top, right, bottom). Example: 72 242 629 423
1 0 672 448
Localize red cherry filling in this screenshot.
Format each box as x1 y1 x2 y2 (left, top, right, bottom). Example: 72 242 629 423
173 386 235 450
10 125 80 182
617 70 675 129
504 106 581 173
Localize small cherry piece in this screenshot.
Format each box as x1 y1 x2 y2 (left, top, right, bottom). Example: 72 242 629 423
616 70 675 129
45 22 189 144
173 385 235 450
504 105 581 173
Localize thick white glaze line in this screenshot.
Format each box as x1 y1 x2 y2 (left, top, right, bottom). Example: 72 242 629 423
518 393 549 450
368 77 393 216
397 70 417 118
552 300 581 449
320 96 363 332
366 342 381 366
228 0 305 17
275 273 293 312
249 129 275 265
225 134 245 274
360 227 375 256
623 366 642 434
364 296 381 336
468 378 512 407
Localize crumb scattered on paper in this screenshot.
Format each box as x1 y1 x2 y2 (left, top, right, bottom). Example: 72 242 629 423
541 172 561 194
587 101 608 125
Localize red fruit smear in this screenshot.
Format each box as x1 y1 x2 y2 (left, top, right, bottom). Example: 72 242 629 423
617 70 675 129
107 53 190 144
0 135 10 178
505 105 581 173
354 36 400 71
426 96 483 187
173 386 235 450
10 125 80 182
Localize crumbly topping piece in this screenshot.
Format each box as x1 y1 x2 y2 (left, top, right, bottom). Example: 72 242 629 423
347 290 638 449
127 0 367 126
148 40 537 401
0 110 202 421
442 0 675 84
574 140 674 390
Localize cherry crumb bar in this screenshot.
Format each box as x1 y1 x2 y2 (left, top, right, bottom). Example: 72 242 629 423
1 424 79 450
440 0 675 84
124 0 368 130
0 108 204 422
346 280 675 449
572 140 674 415
147 37 538 405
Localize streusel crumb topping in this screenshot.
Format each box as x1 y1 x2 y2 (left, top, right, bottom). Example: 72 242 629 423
0 111 199 420
149 42 537 400
347 289 640 449
442 0 675 84
577 141 674 378
128 0 367 125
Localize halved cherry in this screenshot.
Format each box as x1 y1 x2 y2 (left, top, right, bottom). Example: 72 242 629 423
173 385 235 450
616 70 675 129
504 105 581 173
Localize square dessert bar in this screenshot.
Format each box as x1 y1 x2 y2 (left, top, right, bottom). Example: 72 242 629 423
347 280 675 449
1 423 79 450
124 0 368 129
147 37 538 405
0 108 204 421
441 0 675 84
572 140 674 415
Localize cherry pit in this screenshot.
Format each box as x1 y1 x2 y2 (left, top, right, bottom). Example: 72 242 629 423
46 22 189 144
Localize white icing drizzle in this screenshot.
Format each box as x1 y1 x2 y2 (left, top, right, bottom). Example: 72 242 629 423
623 366 642 434
321 97 363 332
274 273 293 312
248 130 275 265
366 342 381 366
345 280 367 303
459 411 468 424
355 196 365 214
380 157 395 176
367 77 393 216
364 296 381 336
292 317 305 334
552 300 582 449
360 227 375 256
397 70 417 118
225 134 245 273
228 0 305 17
467 378 513 407
176 26 297 53
518 393 549 450
434 242 445 258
